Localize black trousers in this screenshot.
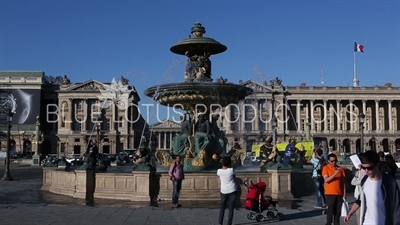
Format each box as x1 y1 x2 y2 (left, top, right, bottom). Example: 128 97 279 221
219 191 236 225
325 195 343 225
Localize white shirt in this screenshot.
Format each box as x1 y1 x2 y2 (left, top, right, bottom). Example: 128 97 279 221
217 168 237 194
362 177 386 225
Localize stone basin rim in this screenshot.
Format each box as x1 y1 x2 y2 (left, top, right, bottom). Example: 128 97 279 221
144 82 254 98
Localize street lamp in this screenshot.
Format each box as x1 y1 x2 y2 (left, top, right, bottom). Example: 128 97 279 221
96 121 101 148
2 108 14 181
271 116 277 145
371 136 376 152
358 113 365 153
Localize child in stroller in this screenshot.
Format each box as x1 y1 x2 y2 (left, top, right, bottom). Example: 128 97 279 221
244 180 284 222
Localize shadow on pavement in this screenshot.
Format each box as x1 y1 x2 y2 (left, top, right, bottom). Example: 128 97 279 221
234 210 322 225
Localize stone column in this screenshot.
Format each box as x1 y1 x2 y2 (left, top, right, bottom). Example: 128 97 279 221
158 133 161 149
336 100 341 130
169 132 172 149
323 100 328 131
82 99 87 131
350 100 354 131
224 105 231 130
375 100 379 130
163 132 167 149
362 100 366 114
296 100 301 132
254 101 259 131
388 100 393 131
110 104 115 131
68 98 73 130
240 102 245 132
310 100 314 131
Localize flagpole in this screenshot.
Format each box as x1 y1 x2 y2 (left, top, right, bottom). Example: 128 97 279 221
353 43 359 87
353 50 356 82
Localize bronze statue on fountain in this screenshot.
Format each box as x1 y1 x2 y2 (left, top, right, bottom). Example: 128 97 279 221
132 140 157 172
145 22 253 171
77 146 102 171
259 138 306 172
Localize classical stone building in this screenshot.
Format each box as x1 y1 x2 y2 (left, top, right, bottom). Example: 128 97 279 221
149 120 180 150
0 71 148 156
150 80 400 154
55 78 148 155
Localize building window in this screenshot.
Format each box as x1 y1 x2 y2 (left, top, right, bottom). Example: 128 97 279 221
327 119 331 130
75 101 82 110
74 138 80 142
340 122 343 131
73 118 82 131
103 118 110 131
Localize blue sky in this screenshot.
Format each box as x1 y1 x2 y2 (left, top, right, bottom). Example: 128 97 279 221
1 0 399 123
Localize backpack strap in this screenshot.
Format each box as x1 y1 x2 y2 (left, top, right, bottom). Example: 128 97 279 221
360 175 368 187
312 157 321 170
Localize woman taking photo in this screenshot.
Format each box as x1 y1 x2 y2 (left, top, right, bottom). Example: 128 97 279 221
217 156 237 225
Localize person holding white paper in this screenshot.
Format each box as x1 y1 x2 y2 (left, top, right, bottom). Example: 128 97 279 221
344 151 400 225
350 153 366 225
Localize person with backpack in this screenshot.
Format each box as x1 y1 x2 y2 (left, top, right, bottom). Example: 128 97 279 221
308 148 327 209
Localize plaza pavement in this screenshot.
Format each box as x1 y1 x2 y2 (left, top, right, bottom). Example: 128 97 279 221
2 166 397 225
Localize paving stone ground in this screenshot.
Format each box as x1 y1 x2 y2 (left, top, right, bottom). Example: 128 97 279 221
2 166 398 225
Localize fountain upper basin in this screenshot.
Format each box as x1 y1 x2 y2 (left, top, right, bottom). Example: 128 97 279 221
144 82 253 110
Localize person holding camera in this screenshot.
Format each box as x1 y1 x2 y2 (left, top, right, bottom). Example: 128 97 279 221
168 155 184 208
308 148 327 209
217 156 237 225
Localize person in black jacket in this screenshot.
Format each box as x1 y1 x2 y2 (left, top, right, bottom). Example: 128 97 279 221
344 151 400 225
384 154 398 177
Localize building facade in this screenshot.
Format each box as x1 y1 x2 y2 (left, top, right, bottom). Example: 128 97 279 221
55 78 148 156
0 71 54 154
150 80 400 154
0 71 148 156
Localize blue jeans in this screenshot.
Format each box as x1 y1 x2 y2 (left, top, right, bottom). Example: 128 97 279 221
219 191 236 225
313 176 326 207
172 180 182 204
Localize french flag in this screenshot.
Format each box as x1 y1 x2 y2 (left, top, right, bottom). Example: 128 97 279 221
354 42 364 53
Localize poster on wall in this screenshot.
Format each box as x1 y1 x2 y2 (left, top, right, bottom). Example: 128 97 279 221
0 89 41 124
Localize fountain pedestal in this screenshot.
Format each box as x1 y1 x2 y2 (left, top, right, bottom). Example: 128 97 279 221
267 169 294 200
73 170 97 200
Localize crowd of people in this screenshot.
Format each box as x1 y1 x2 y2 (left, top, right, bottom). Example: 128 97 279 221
167 146 399 225
309 149 400 225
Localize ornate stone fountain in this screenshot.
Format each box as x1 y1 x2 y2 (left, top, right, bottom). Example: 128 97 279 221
144 22 253 171
41 23 298 202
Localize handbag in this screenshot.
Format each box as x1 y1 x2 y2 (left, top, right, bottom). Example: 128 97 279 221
341 198 349 217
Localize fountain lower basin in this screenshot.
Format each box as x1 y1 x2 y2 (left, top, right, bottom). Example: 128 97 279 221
42 167 295 202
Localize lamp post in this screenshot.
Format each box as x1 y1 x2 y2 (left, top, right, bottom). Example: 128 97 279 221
96 121 101 148
2 108 14 181
371 136 376 152
358 113 365 153
271 116 277 145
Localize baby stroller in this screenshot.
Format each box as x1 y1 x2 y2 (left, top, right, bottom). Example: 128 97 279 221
244 180 284 222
